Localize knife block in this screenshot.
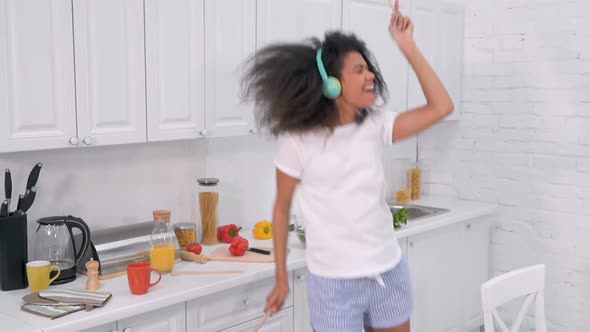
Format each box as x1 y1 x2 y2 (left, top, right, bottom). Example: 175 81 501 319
0 213 28 290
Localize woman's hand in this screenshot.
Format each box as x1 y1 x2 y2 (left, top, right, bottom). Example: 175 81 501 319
389 0 415 53
264 282 290 316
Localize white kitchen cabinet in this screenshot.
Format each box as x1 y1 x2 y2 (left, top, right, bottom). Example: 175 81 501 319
73 0 147 147
257 0 341 48
144 0 206 142
187 272 294 332
403 218 489 332
460 217 491 331
293 269 312 332
407 0 464 121
203 0 256 138
82 322 117 332
406 222 464 332
342 0 410 115
0 0 77 152
117 302 186 332
220 308 293 332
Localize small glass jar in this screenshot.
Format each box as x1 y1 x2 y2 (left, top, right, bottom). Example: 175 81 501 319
150 210 177 273
173 223 197 250
197 178 221 245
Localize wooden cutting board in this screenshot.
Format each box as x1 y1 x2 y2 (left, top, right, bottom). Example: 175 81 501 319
207 247 275 263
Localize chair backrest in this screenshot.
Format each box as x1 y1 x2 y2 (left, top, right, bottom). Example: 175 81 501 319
481 264 547 332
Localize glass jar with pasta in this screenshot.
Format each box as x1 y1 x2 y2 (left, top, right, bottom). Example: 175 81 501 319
197 178 222 245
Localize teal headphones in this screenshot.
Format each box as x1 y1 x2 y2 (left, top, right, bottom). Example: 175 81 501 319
316 48 341 99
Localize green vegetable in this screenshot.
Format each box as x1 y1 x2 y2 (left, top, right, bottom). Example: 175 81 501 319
393 208 409 229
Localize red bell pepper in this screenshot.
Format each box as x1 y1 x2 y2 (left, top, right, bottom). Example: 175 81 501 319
229 236 249 256
217 224 242 243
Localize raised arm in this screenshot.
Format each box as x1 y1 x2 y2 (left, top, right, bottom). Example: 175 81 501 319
389 0 454 142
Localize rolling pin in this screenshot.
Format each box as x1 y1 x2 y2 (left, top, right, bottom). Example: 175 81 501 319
180 250 208 264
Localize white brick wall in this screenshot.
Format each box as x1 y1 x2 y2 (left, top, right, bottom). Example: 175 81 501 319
419 1 590 330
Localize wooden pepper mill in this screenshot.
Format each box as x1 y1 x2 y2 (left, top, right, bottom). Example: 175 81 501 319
85 258 100 291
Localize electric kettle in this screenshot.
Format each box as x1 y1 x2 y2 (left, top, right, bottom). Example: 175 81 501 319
32 215 91 285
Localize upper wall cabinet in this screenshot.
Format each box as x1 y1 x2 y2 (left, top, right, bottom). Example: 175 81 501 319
73 0 147 147
0 0 464 153
144 0 206 142
0 0 77 152
257 0 342 47
204 0 256 138
342 0 410 115
0 0 147 153
408 0 464 120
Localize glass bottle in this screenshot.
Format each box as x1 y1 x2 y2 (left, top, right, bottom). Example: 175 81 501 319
197 178 221 245
150 210 177 272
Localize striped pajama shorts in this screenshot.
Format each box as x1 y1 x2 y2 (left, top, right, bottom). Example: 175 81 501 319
306 256 413 332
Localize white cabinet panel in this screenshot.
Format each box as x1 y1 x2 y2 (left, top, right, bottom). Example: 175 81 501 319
342 0 410 115
204 0 256 137
73 0 147 147
187 273 294 332
257 0 341 47
293 269 312 332
0 0 77 152
408 0 464 120
407 222 464 332
220 308 293 332
117 302 186 332
145 0 206 141
81 322 117 332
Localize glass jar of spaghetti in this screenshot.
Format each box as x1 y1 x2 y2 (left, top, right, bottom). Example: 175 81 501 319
197 178 222 245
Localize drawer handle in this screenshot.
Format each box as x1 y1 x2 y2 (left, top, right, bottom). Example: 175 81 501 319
242 298 249 307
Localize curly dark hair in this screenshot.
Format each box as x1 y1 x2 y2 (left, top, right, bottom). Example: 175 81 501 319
240 31 388 136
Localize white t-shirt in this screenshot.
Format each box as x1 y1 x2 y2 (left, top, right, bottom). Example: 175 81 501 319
275 110 403 278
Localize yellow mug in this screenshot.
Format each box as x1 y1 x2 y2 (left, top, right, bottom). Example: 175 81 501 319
26 260 61 293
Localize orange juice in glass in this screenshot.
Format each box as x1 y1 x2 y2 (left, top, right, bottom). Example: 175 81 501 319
150 244 175 272
150 210 178 273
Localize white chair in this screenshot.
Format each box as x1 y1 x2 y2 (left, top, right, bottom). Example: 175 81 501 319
481 264 547 332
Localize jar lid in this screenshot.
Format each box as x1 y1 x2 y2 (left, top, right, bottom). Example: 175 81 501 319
173 223 196 230
153 210 171 223
197 178 220 186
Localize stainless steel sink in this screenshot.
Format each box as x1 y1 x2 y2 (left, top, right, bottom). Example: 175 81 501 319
390 204 449 221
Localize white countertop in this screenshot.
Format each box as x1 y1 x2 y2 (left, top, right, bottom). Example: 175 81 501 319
393 196 498 238
0 196 496 332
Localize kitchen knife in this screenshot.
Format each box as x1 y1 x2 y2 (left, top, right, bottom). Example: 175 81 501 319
247 247 271 255
20 187 36 213
0 199 8 217
4 169 11 211
16 194 23 211
26 162 42 191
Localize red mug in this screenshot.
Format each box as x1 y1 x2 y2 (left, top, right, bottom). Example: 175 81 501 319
127 262 162 295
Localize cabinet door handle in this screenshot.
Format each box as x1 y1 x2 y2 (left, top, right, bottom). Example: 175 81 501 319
296 274 306 281
466 223 472 230
242 298 249 307
249 128 257 135
199 129 208 137
69 137 79 145
409 241 415 248
83 136 94 145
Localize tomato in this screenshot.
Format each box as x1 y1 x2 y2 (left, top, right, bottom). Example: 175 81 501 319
186 243 202 255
